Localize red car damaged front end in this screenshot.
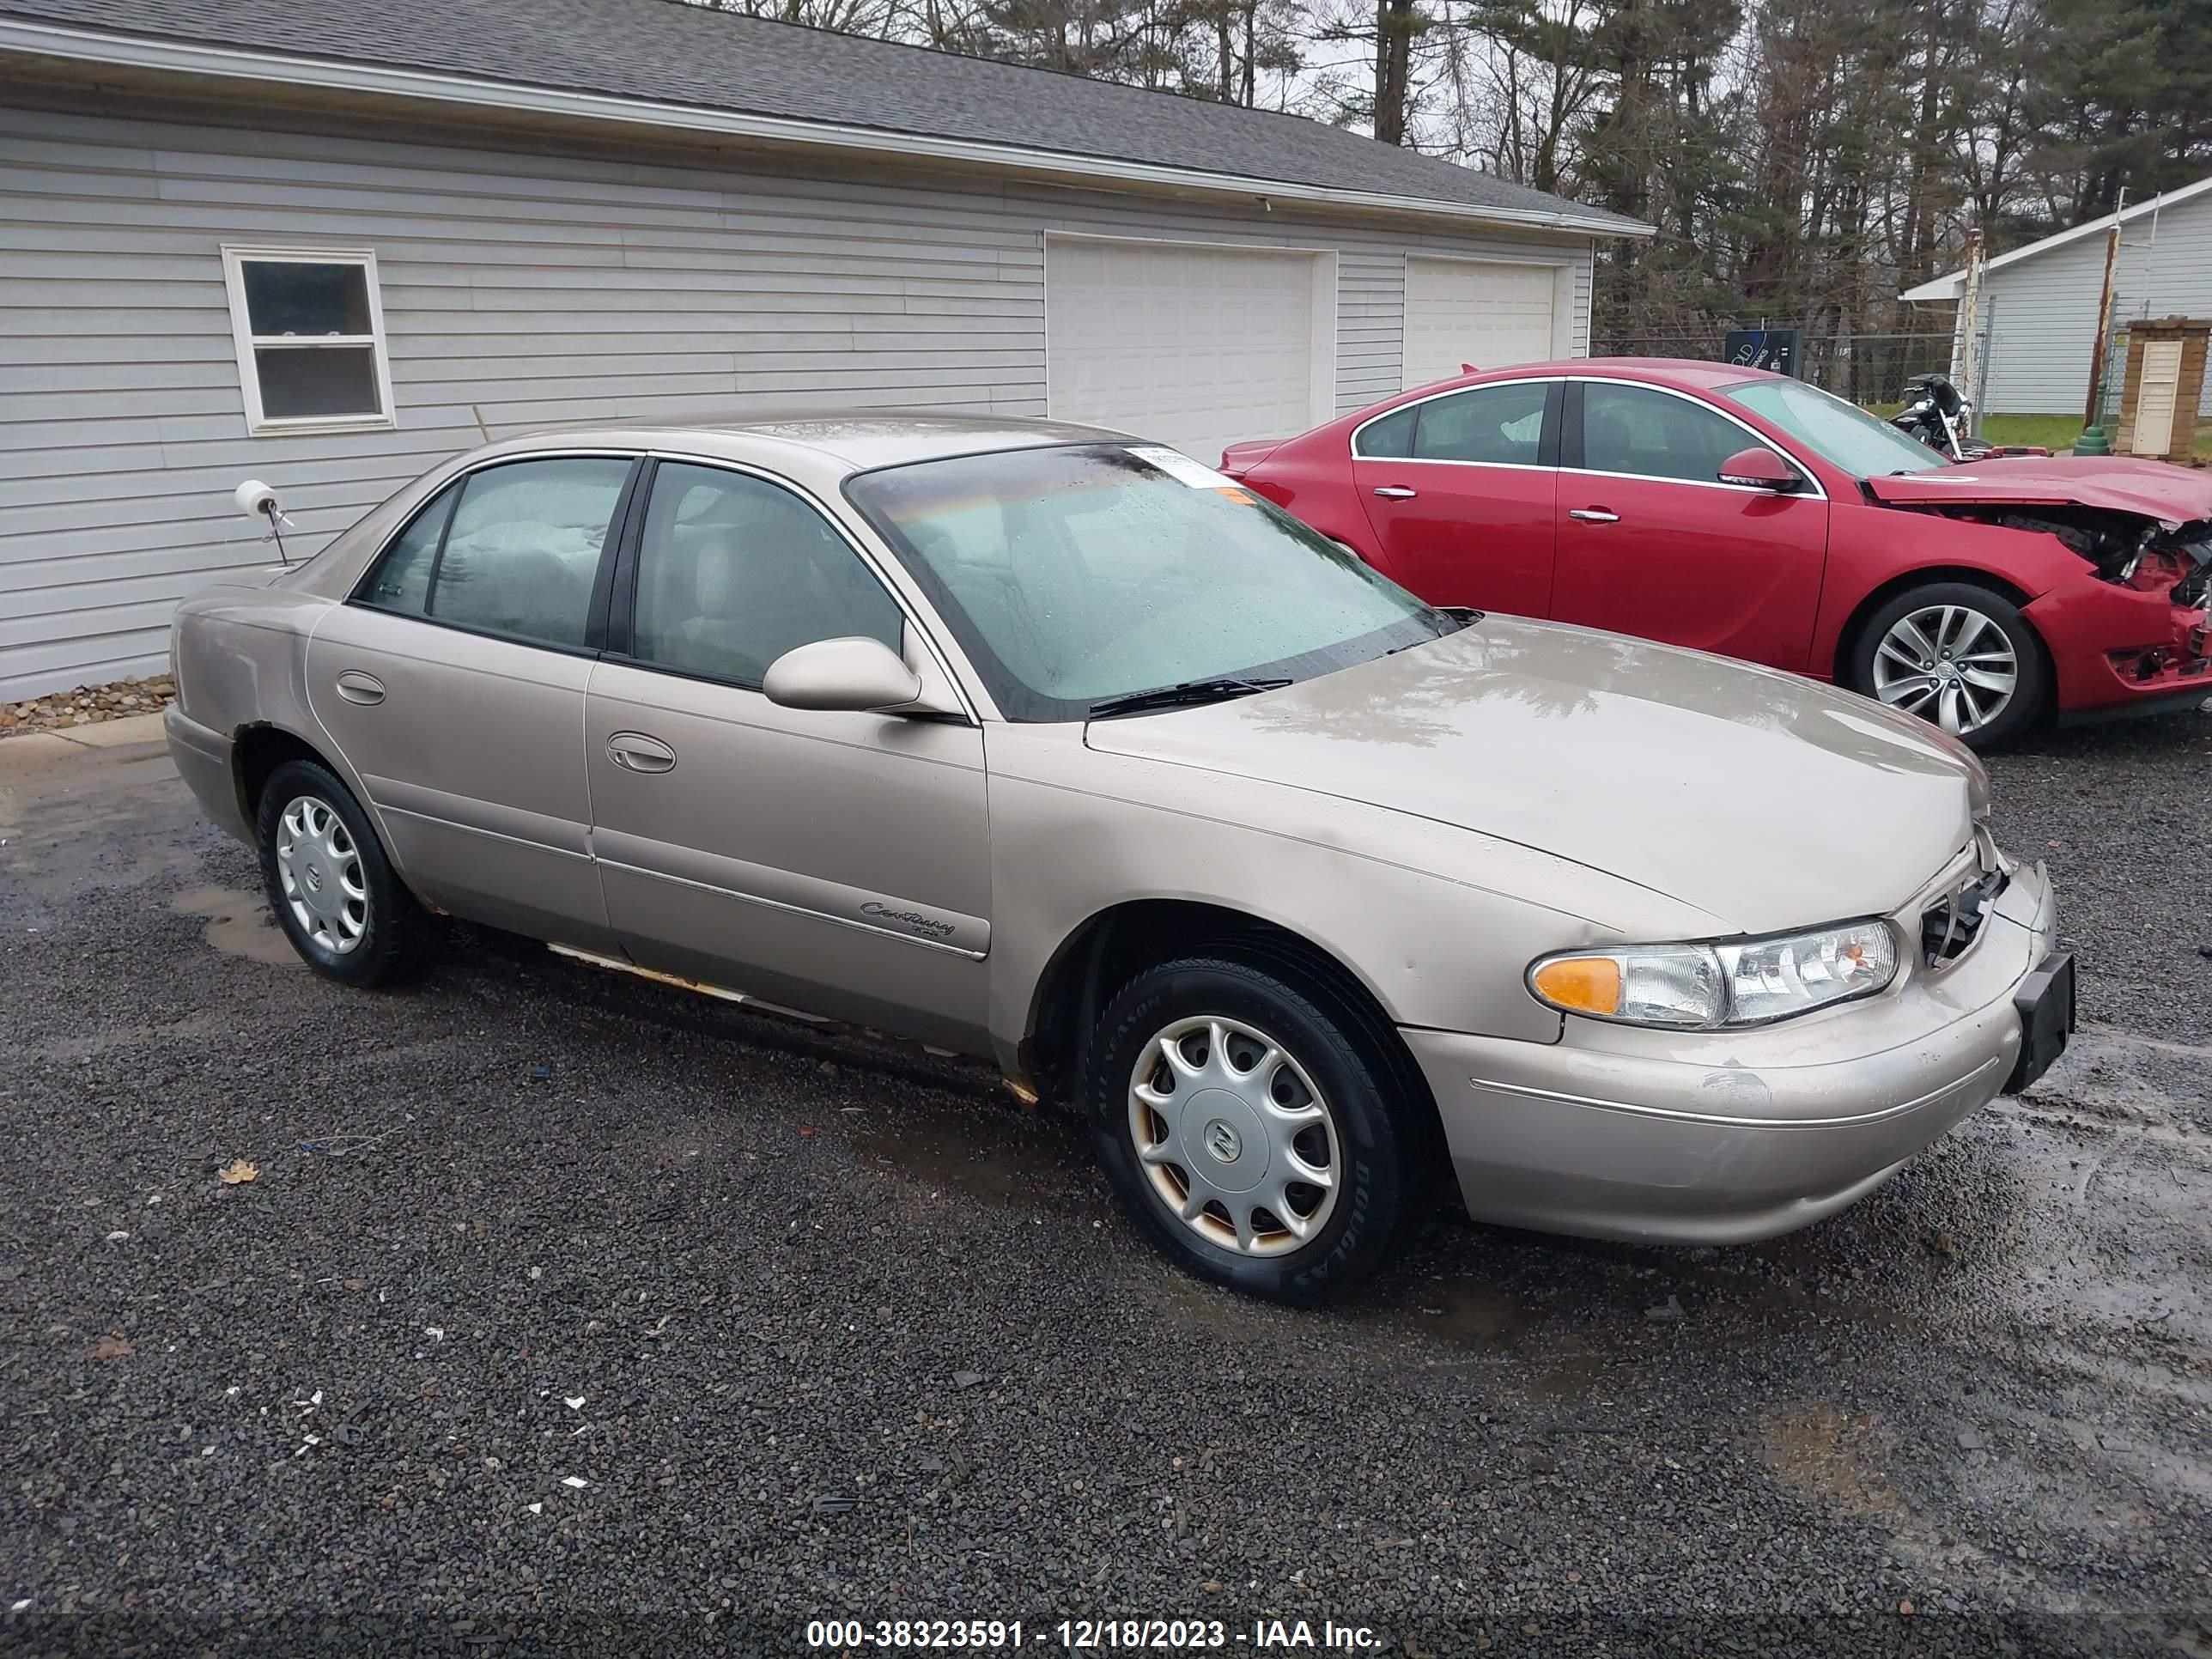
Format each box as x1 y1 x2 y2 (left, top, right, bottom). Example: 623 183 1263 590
1863 462 2212 721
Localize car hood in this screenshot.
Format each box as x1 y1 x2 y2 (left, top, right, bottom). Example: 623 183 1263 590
1084 618 1981 933
1864 455 2212 524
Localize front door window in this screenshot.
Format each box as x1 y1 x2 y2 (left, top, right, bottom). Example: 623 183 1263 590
1577 384 1757 485
628 461 904 685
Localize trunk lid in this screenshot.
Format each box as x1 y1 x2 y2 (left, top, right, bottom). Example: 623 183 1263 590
1218 437 1286 479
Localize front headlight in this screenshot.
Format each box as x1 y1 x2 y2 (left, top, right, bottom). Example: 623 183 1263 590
1528 919 1898 1030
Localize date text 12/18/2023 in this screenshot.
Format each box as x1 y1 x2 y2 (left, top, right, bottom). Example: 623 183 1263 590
805 1619 1384 1650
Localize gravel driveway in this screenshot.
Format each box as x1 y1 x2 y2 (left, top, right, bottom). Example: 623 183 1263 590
2 710 2208 1656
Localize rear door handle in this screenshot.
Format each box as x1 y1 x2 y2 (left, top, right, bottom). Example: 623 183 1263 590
1372 485 1419 501
1569 507 1620 523
605 732 677 774
334 670 386 705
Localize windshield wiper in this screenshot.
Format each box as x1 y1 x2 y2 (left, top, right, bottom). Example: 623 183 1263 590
1086 677 1293 720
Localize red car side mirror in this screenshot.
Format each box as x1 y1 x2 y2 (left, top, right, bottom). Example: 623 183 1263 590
1717 446 1802 491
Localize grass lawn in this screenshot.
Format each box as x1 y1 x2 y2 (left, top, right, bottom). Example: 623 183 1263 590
1978 412 2212 457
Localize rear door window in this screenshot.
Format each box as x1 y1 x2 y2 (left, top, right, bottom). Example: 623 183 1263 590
357 483 455 614
1410 381 1550 465
356 458 632 648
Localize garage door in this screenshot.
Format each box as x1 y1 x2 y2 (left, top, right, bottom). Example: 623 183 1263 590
1402 257 1559 388
1047 237 1327 461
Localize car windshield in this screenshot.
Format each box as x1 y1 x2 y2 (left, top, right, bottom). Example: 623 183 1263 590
1722 378 1950 477
845 442 1462 721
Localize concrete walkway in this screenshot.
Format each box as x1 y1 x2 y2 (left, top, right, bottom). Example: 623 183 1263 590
0 708 167 787
0 709 167 768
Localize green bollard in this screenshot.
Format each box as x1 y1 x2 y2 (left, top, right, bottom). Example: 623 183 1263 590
2073 425 2112 455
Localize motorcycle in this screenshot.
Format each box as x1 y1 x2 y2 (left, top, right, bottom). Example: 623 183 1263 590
1890 373 1994 461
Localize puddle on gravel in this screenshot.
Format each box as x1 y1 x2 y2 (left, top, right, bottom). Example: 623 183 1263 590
1759 1401 1915 1530
1404 1278 1529 1347
171 885 301 969
848 1114 1060 1208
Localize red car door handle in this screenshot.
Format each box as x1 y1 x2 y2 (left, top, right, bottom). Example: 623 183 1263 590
1372 485 1419 501
1569 507 1620 523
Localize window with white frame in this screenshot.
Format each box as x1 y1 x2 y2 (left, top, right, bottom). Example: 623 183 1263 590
221 246 396 434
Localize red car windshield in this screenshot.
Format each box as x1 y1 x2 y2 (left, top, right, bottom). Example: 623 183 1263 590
1723 379 1950 478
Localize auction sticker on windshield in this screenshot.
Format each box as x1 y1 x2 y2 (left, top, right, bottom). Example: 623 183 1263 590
1126 446 1240 489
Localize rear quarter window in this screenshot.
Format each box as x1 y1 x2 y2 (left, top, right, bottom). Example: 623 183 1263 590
1352 404 1418 459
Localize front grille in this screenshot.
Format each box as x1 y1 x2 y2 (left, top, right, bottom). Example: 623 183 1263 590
1921 866 2005 968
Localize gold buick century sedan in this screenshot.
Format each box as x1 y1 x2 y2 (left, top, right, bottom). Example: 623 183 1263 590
166 414 2073 1303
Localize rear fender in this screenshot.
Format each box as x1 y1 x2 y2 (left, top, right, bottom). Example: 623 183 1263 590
172 587 390 851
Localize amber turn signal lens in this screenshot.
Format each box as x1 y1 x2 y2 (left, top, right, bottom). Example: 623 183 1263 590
1530 956 1622 1017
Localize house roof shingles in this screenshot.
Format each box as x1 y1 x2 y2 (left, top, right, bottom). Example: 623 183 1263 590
0 0 1644 232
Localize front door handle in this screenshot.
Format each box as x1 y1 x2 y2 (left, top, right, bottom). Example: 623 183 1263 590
605 732 677 774
1568 507 1621 524
1372 485 1419 501
334 670 386 705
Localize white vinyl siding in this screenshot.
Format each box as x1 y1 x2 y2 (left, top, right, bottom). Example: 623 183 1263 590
1945 187 2212 416
1401 255 1566 388
0 99 1598 700
1045 234 1332 460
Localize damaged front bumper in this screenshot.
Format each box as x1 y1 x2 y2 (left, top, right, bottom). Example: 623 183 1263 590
1887 495 2212 720
2030 578 2212 720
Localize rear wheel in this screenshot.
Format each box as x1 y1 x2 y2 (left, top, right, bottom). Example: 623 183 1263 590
254 757 427 985
1850 581 2046 749
1085 955 1428 1304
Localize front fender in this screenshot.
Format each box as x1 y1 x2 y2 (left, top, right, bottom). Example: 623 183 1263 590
981 724 1729 1074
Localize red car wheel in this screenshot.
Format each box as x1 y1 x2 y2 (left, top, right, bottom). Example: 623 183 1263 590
1849 581 2049 749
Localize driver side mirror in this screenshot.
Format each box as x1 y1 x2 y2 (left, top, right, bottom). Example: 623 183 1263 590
1717 446 1802 492
763 636 927 714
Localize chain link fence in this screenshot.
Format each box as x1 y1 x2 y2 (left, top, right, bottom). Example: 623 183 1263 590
1591 320 2166 448
1590 329 1967 410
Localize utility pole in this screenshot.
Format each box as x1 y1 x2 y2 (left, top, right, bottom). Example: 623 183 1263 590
2076 191 2125 453
1954 228 1984 438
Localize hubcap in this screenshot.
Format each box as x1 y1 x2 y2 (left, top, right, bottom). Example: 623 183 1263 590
274 794 368 955
1872 604 2019 735
1127 1016 1340 1257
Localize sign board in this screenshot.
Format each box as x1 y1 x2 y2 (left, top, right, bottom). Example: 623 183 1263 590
1723 328 1802 377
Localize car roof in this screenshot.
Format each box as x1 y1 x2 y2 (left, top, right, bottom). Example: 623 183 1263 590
1387 357 1784 399
1569 356 1783 388
487 409 1139 472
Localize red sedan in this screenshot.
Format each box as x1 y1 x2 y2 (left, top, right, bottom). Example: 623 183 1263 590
1222 360 2212 747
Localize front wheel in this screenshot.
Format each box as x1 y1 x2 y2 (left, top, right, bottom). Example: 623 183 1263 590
1850 581 2047 749
1085 955 1430 1304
